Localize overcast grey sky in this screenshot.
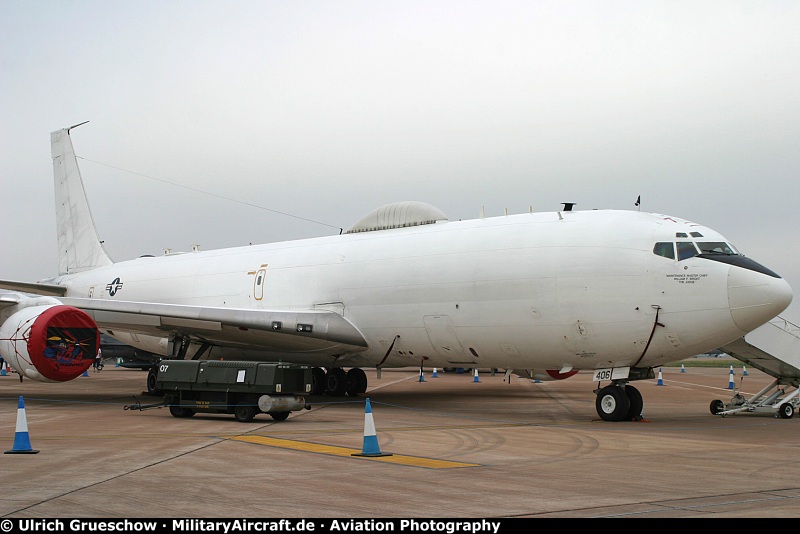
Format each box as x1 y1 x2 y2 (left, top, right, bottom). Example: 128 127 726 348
2 1 799 324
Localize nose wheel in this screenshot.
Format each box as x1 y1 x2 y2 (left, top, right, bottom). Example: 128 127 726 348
595 384 643 422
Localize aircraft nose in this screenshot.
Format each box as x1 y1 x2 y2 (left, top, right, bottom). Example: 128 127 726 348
728 266 793 332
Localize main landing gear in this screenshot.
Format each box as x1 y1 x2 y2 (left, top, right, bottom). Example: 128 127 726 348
311 367 368 397
595 384 644 422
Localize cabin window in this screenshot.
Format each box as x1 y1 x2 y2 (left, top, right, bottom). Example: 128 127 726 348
677 241 699 260
653 242 675 259
697 241 737 254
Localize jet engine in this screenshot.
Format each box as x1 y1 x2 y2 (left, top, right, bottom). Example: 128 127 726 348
513 368 580 381
0 296 99 382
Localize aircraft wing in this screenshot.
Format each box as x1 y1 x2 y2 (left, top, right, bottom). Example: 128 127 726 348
58 297 369 355
0 291 28 310
0 280 368 355
0 279 67 297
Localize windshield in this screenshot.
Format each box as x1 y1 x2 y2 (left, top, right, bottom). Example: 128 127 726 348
697 242 738 254
676 241 698 260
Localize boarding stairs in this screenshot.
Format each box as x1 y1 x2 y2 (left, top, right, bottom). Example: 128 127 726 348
713 316 800 418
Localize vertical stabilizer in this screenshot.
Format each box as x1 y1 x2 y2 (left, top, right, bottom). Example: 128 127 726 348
51 123 113 275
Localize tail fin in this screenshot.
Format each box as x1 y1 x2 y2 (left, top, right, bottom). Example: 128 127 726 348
51 123 113 275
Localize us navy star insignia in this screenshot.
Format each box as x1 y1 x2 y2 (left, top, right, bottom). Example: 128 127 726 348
106 277 123 296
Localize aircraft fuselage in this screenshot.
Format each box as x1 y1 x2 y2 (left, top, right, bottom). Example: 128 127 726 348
45 208 788 375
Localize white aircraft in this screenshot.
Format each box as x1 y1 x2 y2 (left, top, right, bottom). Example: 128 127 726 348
0 123 792 421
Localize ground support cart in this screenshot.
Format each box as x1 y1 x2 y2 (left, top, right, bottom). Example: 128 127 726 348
132 359 312 422
710 377 800 419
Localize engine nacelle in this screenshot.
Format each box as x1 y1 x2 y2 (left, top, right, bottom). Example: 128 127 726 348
543 369 579 380
513 368 580 381
0 300 99 382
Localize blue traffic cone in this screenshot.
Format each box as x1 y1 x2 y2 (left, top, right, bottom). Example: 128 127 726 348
743 365 748 376
352 398 392 457
5 396 39 454
82 369 89 377
1 365 6 376
473 368 480 383
418 368 425 382
727 368 735 389
432 367 438 378
681 364 685 373
656 368 665 386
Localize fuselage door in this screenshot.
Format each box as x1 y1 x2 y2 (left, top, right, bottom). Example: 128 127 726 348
424 315 468 361
253 267 267 301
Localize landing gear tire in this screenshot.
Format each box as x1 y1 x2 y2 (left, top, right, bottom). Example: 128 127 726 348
311 367 327 395
710 399 725 415
147 366 160 396
326 368 348 396
779 402 795 419
270 411 290 421
169 405 195 418
346 368 368 396
234 404 257 422
624 385 644 421
596 385 631 422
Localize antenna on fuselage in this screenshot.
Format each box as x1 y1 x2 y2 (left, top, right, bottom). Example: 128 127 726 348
635 195 641 212
562 202 576 211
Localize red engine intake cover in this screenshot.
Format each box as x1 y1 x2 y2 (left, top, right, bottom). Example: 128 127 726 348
545 369 579 380
27 306 99 381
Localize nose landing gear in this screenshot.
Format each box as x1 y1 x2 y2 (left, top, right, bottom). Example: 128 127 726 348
595 384 644 422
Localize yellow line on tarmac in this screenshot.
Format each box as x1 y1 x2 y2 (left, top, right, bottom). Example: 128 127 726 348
229 435 479 469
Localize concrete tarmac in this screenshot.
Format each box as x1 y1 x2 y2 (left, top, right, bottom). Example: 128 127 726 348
2 364 800 518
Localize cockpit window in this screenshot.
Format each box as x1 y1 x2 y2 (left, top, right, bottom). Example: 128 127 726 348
690 232 703 237
677 241 699 260
653 242 675 259
697 241 737 254
654 240 739 262
675 232 688 238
